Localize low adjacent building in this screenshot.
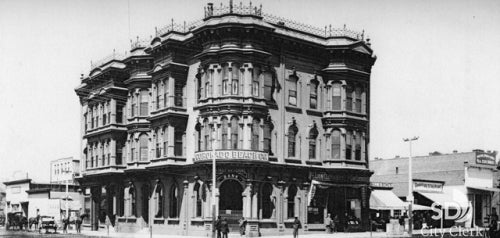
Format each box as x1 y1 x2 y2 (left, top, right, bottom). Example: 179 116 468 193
50 157 80 185
371 150 499 228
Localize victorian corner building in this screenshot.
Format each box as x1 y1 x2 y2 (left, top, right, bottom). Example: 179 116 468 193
74 3 376 236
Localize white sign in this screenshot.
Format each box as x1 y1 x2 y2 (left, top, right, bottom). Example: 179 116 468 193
193 150 269 162
413 181 443 193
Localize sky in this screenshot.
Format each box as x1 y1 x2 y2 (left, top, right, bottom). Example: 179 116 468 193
1 0 500 182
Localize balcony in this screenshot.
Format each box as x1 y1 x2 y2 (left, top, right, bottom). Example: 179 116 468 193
84 123 127 138
193 150 269 163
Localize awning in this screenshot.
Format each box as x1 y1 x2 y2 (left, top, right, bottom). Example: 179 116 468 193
370 190 407 210
417 191 467 208
60 200 81 211
467 186 500 193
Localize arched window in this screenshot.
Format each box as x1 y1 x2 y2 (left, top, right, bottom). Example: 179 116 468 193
309 127 318 159
155 129 161 158
261 183 273 219
139 90 149 116
194 183 202 217
203 119 211 151
355 132 362 161
156 83 161 110
196 74 202 100
310 81 318 109
221 117 228 149
263 121 274 155
287 185 297 218
288 125 298 157
170 184 179 218
355 87 362 113
195 123 202 151
231 117 239 149
139 134 148 161
331 130 341 159
155 183 164 218
251 118 260 150
332 83 341 110
163 80 168 108
129 185 137 217
231 63 239 95
346 86 353 111
222 64 229 95
252 67 259 96
174 129 183 156
346 131 352 160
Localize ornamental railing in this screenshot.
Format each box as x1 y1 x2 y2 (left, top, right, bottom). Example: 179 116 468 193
155 19 204 37
90 50 128 71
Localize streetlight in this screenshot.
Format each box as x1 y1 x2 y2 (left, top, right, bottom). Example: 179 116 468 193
212 126 217 238
403 136 418 237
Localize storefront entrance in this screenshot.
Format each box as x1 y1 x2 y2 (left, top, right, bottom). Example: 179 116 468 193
219 179 243 226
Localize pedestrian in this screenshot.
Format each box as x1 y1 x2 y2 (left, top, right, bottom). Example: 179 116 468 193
76 215 83 234
239 217 247 237
332 214 339 232
62 217 69 234
221 218 229 238
292 217 301 238
325 213 332 233
216 216 222 238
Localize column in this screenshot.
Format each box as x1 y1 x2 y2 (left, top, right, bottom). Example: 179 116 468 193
151 83 156 111
110 139 116 166
340 131 346 160
341 84 346 111
243 116 251 150
182 181 189 235
252 186 258 219
205 182 212 218
110 99 116 124
243 182 252 218
362 85 367 114
361 132 366 162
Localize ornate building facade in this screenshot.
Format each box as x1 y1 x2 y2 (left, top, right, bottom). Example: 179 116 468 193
75 3 376 236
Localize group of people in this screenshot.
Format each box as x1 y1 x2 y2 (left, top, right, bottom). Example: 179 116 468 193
214 216 247 238
324 213 340 233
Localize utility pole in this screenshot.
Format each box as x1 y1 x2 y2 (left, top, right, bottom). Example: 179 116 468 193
212 126 217 238
403 136 418 237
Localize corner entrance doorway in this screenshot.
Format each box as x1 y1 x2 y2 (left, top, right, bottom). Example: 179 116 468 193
219 179 243 229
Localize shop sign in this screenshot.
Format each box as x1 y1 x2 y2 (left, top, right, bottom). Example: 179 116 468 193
370 182 392 188
476 152 496 165
309 171 369 183
194 150 269 162
413 180 443 193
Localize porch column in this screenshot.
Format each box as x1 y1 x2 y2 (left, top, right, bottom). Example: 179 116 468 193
243 182 252 218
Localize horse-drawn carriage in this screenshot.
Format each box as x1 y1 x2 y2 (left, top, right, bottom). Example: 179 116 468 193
38 216 58 234
6 212 28 230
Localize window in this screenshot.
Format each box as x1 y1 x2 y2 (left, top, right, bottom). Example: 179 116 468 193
139 134 148 161
288 125 298 157
331 130 341 159
174 130 183 156
203 119 211 151
84 113 88 131
155 183 164 218
196 123 202 151
155 129 161 158
310 81 318 109
346 131 352 160
129 186 137 217
252 68 259 96
116 142 123 165
332 83 341 110
251 118 260 150
346 87 353 111
205 82 210 98
263 121 273 155
355 132 362 161
222 65 229 95
221 117 228 149
140 90 149 116
263 70 273 100
194 183 202 217
232 64 239 95
163 126 168 156
287 185 297 218
355 87 362 113
197 75 202 100
130 140 135 162
309 128 318 159
116 106 123 123
131 95 136 117
174 84 183 107
103 105 107 125
288 76 297 106
231 117 239 149
170 184 178 218
156 84 161 110
118 186 125 216
261 183 273 219
163 80 168 108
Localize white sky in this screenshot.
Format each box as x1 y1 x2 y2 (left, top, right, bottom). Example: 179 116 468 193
1 0 500 182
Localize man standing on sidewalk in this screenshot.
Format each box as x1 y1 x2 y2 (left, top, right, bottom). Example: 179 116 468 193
325 213 333 233
292 217 302 238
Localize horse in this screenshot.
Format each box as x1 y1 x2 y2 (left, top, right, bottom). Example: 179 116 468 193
28 216 40 230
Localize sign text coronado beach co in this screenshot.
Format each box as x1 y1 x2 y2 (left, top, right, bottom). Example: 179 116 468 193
193 150 269 162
